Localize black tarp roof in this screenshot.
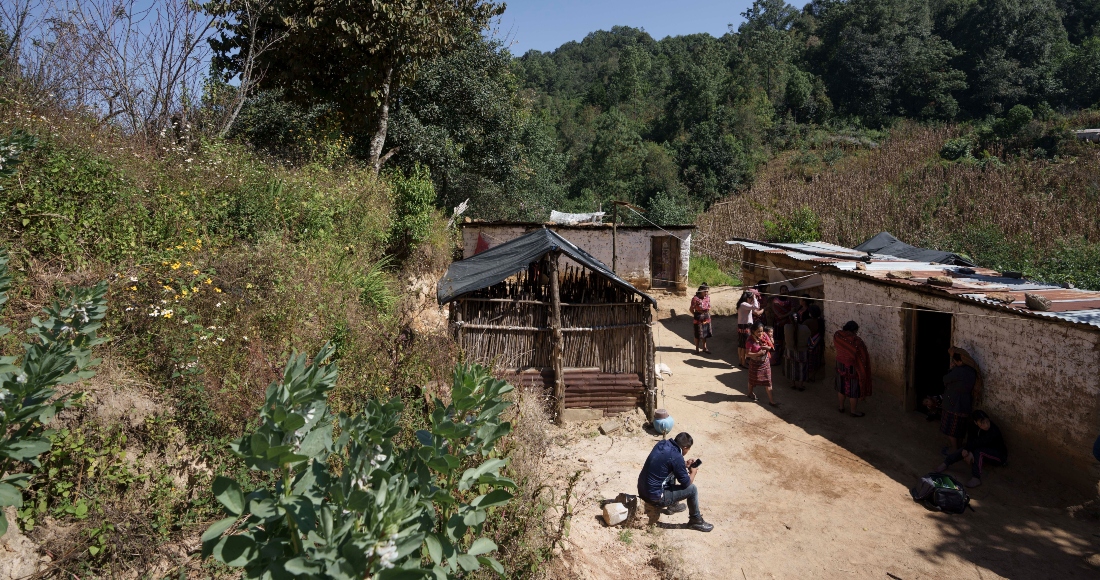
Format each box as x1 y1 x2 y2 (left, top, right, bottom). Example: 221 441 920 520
854 232 975 266
437 228 657 306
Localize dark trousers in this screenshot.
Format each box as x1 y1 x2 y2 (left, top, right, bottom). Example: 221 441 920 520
945 447 1005 478
655 482 700 518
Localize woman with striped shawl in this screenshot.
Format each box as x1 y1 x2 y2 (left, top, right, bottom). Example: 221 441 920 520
834 320 872 417
746 323 779 407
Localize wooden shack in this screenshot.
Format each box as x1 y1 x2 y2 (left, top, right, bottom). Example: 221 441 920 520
437 228 657 423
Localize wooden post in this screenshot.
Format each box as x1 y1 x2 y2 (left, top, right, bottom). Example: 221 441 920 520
644 305 656 422
612 205 618 275
548 252 565 425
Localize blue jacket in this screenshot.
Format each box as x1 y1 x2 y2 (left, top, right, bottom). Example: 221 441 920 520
637 439 691 502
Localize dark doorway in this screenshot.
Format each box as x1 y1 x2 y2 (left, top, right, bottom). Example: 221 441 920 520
910 308 953 413
651 236 680 289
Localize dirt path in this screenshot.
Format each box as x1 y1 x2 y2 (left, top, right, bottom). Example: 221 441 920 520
550 290 1100 580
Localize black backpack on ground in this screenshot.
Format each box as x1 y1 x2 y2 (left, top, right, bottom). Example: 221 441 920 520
910 472 972 514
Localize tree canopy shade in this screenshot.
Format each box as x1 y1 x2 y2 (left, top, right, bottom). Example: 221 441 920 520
206 0 505 172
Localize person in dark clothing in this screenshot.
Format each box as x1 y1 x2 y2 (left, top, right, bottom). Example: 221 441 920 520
940 350 979 454
637 432 713 532
935 410 1006 488
1094 433 1100 463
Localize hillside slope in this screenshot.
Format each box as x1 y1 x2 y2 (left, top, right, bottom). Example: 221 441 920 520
696 119 1100 289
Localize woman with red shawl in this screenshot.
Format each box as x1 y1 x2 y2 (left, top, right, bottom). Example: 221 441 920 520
746 323 779 407
690 284 712 354
834 320 872 417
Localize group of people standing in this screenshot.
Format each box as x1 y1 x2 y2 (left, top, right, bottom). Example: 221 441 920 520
689 281 826 407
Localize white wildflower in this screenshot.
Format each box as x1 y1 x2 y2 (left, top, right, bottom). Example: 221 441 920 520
14 373 27 384
373 538 398 569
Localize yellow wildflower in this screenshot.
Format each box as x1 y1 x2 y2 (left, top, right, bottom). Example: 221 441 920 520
163 285 173 292
192 269 199 275
171 262 181 270
175 245 183 250
129 286 137 291
163 312 173 319
205 278 212 284
186 262 193 267
181 289 189 296
214 287 222 293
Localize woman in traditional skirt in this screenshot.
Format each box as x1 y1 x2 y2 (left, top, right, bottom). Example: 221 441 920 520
690 284 712 354
736 290 763 367
834 320 872 417
746 323 779 406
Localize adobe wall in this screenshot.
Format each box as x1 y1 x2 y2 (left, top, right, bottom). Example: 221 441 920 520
823 272 1100 490
461 225 693 292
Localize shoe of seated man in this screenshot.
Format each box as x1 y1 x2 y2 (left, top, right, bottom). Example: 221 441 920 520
687 515 714 532
662 502 687 515
965 477 981 488
933 463 947 473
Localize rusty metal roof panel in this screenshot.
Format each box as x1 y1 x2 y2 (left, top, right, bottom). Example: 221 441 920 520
729 237 1100 330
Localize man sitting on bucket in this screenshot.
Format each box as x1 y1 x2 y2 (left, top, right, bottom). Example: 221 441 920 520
637 431 714 532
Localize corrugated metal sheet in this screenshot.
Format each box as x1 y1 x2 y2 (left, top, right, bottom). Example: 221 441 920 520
729 239 1100 330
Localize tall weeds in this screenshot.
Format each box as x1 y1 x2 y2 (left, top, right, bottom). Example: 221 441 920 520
697 120 1100 288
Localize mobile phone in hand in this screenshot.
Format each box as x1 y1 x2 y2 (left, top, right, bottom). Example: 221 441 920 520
691 458 702 468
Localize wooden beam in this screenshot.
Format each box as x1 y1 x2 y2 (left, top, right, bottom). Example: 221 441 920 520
549 252 565 425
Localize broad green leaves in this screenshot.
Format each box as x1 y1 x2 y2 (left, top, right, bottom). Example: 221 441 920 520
204 356 516 577
0 249 105 536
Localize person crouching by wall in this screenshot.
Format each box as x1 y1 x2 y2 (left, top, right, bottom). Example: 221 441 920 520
935 410 1006 488
637 432 714 532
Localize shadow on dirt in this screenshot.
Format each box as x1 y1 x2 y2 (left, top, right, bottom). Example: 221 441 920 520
656 314 1100 578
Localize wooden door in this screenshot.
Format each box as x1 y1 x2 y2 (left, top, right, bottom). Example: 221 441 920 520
651 236 680 288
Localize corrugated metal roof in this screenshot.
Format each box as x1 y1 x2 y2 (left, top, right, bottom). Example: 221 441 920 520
728 239 1100 330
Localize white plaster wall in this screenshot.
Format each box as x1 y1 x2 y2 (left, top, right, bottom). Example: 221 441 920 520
461 225 693 289
823 272 1100 484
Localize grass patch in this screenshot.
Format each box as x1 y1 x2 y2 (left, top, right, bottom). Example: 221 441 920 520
688 254 739 287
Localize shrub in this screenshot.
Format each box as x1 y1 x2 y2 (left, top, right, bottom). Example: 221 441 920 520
389 165 437 254
0 250 107 535
763 206 821 243
940 136 974 161
203 352 517 578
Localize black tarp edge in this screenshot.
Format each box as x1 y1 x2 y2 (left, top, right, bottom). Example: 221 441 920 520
437 228 657 306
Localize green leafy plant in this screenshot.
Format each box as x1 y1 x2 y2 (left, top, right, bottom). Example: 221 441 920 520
0 129 39 184
763 206 821 243
202 346 516 578
0 250 108 535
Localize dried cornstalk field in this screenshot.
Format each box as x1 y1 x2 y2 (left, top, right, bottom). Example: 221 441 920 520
696 121 1100 267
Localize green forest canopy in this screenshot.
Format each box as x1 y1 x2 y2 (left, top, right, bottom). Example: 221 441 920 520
222 0 1100 224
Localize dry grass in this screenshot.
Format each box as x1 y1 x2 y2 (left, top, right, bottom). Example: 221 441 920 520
696 120 1100 284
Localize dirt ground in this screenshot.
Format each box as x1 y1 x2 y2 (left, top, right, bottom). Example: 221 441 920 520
548 288 1100 580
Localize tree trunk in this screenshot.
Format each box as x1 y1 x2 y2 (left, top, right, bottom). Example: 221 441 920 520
369 65 394 174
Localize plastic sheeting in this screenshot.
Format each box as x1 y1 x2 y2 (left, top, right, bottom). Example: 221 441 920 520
855 232 975 266
437 228 656 306
549 210 605 225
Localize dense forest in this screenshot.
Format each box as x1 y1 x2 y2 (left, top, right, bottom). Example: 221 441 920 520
510 0 1100 224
